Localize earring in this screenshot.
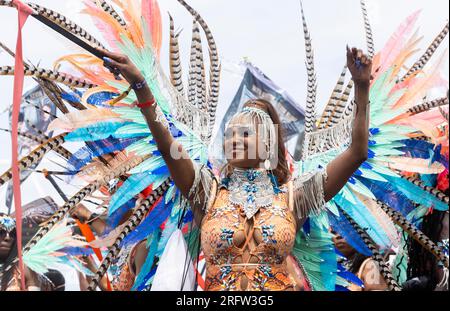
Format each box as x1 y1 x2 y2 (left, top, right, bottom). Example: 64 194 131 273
264 159 271 170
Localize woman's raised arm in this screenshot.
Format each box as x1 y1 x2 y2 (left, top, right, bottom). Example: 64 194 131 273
323 47 372 202
102 51 208 220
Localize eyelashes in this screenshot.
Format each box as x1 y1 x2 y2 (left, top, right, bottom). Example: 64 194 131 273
224 126 256 139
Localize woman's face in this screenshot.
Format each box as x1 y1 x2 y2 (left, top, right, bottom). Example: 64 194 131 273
332 232 356 258
223 114 265 169
0 229 15 261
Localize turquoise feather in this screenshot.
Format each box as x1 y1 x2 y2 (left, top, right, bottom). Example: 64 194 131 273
292 217 348 291
382 174 449 211
128 156 166 174
126 137 155 156
109 173 160 215
65 122 127 142
348 181 377 199
114 107 148 124
334 192 391 249
132 230 160 291
113 123 151 139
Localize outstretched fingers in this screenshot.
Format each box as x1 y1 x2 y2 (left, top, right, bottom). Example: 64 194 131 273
346 45 355 66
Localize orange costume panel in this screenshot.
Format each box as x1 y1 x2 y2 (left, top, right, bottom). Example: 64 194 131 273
196 167 327 291
201 187 298 291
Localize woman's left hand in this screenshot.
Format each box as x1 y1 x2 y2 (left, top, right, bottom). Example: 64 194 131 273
347 46 372 87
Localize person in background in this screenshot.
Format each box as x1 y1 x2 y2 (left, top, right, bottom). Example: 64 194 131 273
71 203 149 291
403 210 449 291
332 230 388 291
0 213 44 291
44 269 66 291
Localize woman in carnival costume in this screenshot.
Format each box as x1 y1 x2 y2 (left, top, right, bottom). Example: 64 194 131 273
0 0 448 291
97 43 372 291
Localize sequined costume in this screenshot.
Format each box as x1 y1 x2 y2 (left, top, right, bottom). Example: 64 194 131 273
195 166 327 291
0 0 448 292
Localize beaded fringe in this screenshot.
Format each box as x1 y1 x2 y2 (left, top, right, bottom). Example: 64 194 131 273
302 114 353 161
293 168 328 219
188 162 216 214
437 266 449 291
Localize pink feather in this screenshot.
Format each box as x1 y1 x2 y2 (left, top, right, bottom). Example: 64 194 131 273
394 49 448 109
386 157 445 174
377 10 421 75
48 107 123 132
141 0 162 57
354 192 400 250
82 1 122 51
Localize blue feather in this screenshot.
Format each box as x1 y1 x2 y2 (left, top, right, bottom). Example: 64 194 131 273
328 211 372 256
61 91 81 103
122 197 172 247
303 218 311 235
420 174 437 188
68 137 141 171
359 178 416 216
104 199 137 234
335 285 350 291
337 263 364 287
398 139 437 159
333 193 390 248
60 247 94 256
183 210 194 224
132 230 160 291
381 174 448 211
109 173 159 215
86 91 118 107
65 122 130 142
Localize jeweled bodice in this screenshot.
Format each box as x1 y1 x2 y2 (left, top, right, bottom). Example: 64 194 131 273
201 171 298 291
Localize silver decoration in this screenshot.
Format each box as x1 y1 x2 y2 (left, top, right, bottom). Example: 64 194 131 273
228 169 274 219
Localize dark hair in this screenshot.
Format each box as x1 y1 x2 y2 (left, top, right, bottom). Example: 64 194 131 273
348 253 370 274
405 210 447 291
222 99 291 185
44 269 65 291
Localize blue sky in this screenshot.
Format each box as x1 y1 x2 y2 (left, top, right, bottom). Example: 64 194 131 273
0 0 449 213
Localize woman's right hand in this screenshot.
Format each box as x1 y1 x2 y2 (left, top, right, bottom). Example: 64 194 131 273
101 50 145 86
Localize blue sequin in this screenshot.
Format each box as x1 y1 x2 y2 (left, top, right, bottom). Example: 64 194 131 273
220 229 235 246
258 265 274 278
220 266 232 279
369 128 380 136
246 169 261 182
262 225 276 244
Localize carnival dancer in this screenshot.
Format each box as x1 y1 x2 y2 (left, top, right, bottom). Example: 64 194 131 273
98 45 372 290
0 0 448 292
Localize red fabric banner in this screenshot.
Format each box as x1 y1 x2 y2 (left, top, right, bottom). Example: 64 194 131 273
10 0 33 291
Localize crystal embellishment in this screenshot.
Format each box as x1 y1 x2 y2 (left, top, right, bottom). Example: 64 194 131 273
228 169 274 219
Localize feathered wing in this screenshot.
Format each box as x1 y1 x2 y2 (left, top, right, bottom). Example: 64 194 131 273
293 7 449 290
23 220 88 275
2 0 448 292
33 0 220 290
